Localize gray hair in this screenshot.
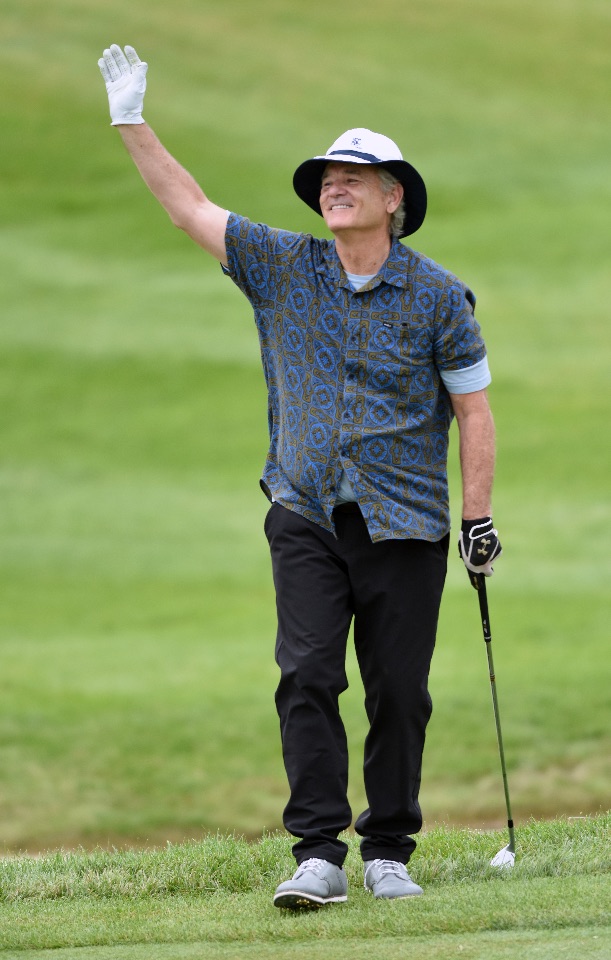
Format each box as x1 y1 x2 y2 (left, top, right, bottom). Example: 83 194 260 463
377 168 406 238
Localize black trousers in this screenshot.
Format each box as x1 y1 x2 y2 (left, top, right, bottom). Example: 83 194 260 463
265 502 449 867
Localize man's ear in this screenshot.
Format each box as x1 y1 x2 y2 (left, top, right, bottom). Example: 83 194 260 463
387 183 404 213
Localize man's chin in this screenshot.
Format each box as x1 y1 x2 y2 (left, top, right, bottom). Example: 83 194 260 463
324 210 352 230
323 214 357 235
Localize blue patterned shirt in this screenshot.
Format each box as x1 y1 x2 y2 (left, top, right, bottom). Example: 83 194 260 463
223 213 488 542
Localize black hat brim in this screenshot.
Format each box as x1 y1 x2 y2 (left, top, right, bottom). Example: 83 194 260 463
293 157 427 238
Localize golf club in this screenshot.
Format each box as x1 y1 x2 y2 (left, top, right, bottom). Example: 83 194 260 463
469 571 516 868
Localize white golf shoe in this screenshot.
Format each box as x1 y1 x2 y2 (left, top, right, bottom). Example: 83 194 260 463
273 857 348 909
364 859 423 899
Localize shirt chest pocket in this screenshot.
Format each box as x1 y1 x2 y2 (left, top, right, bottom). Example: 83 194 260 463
366 317 433 369
351 318 434 403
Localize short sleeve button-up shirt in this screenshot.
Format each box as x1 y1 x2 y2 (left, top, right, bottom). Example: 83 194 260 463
223 213 487 542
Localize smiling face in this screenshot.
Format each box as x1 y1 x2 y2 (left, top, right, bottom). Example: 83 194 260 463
319 162 403 238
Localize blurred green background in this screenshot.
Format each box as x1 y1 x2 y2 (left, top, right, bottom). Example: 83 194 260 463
0 0 609 852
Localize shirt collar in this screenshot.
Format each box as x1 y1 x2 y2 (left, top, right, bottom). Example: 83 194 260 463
319 237 414 291
378 238 415 288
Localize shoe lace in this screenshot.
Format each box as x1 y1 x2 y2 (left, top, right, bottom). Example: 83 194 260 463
295 858 327 877
366 859 407 881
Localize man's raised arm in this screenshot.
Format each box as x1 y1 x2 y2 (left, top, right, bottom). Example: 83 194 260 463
98 44 229 265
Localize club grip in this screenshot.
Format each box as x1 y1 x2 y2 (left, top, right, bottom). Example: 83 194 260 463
472 573 492 643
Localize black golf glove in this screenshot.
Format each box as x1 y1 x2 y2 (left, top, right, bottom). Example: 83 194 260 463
458 517 502 577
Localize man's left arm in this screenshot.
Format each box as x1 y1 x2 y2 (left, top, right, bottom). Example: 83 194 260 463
451 388 502 577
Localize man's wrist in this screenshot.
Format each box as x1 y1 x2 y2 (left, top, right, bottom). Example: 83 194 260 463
462 508 492 521
462 513 492 530
111 115 145 126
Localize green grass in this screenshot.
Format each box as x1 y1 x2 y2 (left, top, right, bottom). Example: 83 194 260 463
0 815 609 955
4 934 611 960
0 0 610 858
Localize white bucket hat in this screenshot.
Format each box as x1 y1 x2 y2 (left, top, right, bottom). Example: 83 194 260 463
293 128 427 238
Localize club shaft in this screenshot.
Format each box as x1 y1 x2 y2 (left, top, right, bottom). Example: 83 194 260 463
475 574 515 852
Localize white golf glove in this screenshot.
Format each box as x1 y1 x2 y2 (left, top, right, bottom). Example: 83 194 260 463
458 517 502 577
98 44 147 125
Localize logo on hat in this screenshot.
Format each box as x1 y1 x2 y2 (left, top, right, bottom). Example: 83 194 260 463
351 137 361 146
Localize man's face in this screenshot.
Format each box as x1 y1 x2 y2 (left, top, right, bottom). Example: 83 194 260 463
319 162 401 237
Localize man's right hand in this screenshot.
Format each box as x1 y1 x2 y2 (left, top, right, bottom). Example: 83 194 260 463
98 44 148 126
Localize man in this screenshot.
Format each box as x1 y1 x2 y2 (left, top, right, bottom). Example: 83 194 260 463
98 44 502 909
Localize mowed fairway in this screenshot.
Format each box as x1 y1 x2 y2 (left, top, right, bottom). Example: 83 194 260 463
0 0 609 870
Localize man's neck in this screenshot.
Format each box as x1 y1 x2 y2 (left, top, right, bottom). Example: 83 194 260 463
334 230 392 276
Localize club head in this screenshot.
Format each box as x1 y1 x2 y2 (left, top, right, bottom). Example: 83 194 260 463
490 844 515 869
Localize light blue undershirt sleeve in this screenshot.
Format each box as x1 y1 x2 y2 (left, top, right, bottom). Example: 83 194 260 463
440 355 491 394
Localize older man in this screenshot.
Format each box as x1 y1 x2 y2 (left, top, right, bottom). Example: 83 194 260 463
99 44 501 908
